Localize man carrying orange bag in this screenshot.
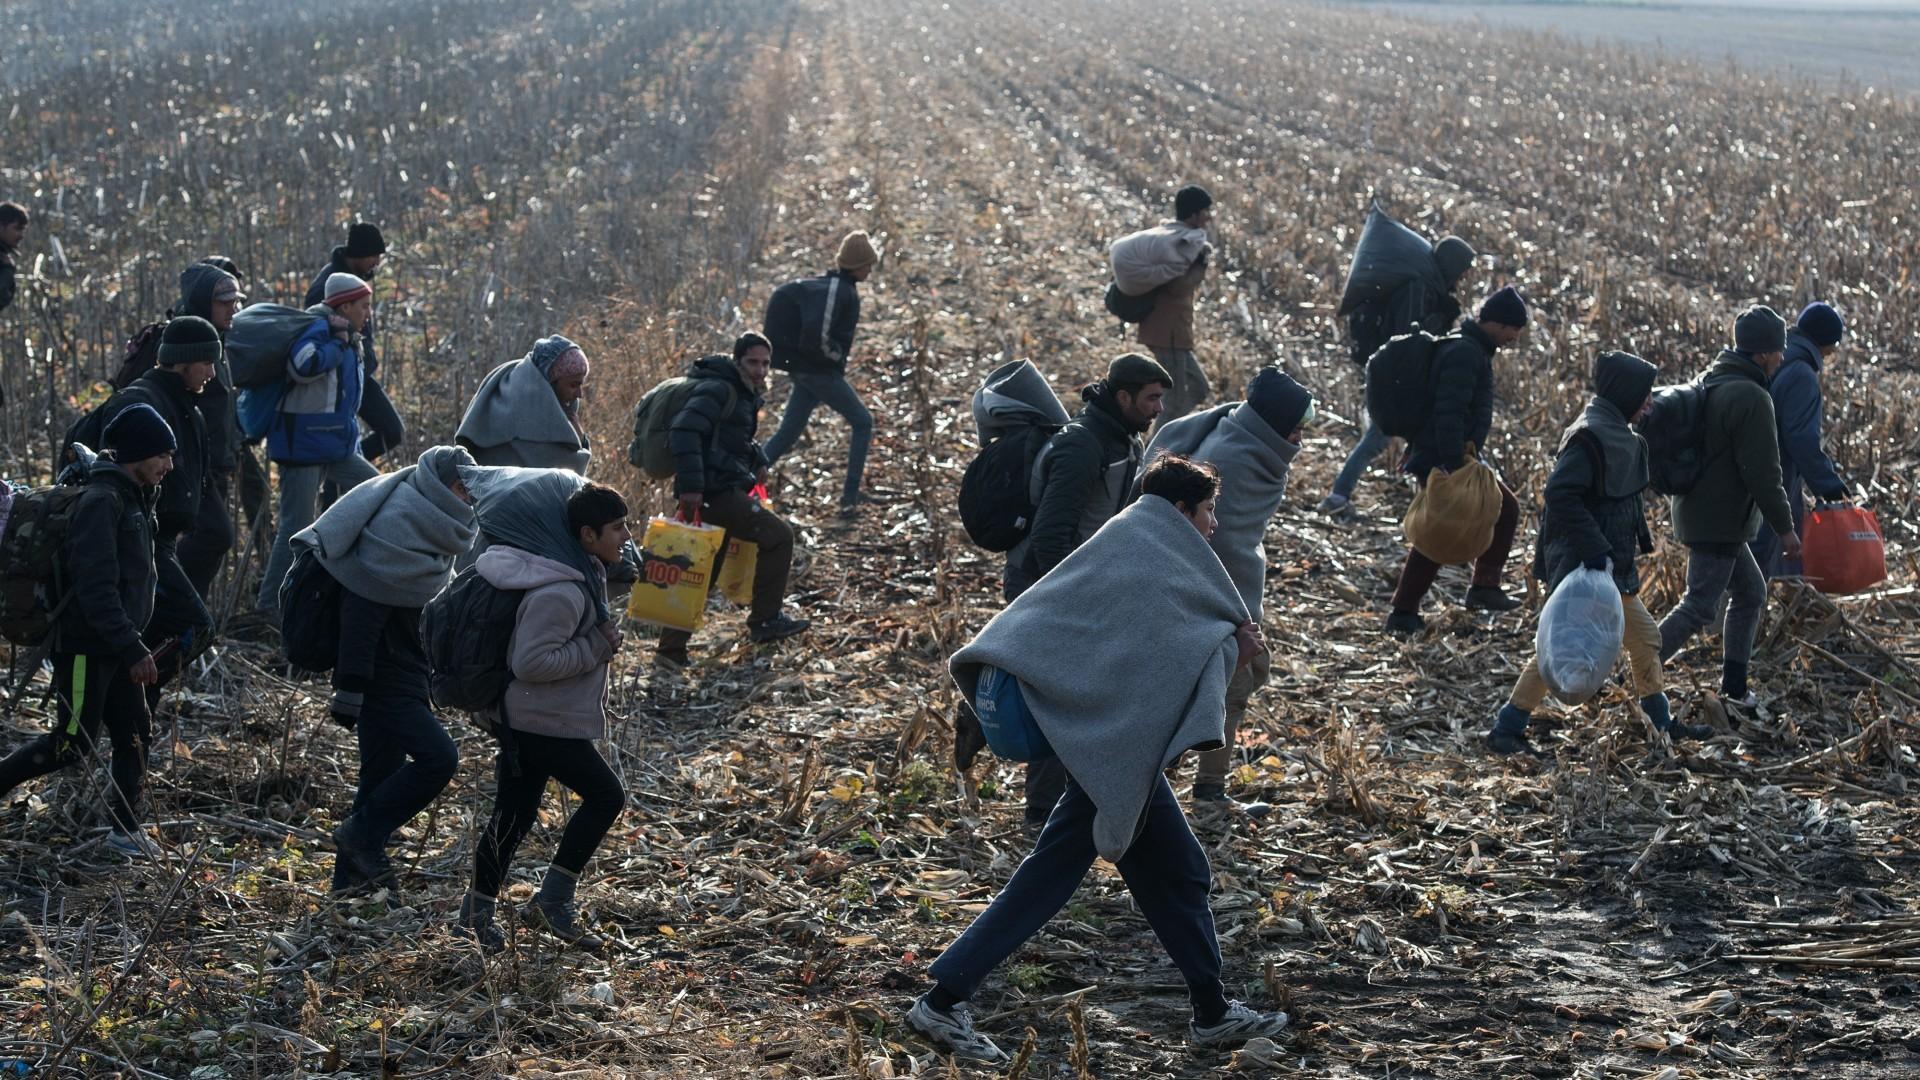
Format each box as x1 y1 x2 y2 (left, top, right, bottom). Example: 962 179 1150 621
654 332 809 670
1385 286 1530 635
1751 302 1851 579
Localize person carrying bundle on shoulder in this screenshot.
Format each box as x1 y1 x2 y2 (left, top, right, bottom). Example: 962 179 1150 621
1485 350 1707 757
907 453 1287 1063
454 474 631 954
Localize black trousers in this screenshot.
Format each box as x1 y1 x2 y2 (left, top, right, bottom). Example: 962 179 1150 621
0 653 152 831
472 731 624 897
344 695 459 849
176 472 237 601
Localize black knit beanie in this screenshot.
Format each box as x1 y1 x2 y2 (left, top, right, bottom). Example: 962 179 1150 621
103 403 177 463
157 316 223 367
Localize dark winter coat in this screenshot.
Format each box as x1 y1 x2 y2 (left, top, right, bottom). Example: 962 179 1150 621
0 249 16 313
775 269 862 374
668 355 768 497
91 368 209 537
1532 353 1659 595
1670 350 1795 548
332 589 429 702
1405 317 1496 478
305 248 378 375
1771 327 1847 530
176 264 240 474
56 461 157 666
1349 278 1462 366
1022 399 1142 575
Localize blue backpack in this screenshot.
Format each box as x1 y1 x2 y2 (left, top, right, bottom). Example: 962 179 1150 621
975 665 1054 761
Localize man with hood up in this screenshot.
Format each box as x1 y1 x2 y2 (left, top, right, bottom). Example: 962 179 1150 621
1486 351 1708 756
172 261 249 597
1751 302 1850 578
1319 234 1476 517
1147 367 1315 815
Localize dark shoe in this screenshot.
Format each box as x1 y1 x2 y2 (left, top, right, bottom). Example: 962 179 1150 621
1464 586 1521 613
1191 782 1272 820
654 645 690 672
1484 729 1546 757
1659 720 1716 742
749 613 811 643
522 898 606 954
455 892 506 952
331 820 393 894
1385 610 1426 635
838 490 887 515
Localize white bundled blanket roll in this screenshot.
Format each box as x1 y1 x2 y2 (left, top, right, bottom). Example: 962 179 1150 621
1110 224 1210 296
1535 565 1624 705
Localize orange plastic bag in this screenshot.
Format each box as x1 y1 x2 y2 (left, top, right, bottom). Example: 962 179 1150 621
715 537 758 606
627 515 726 631
1802 506 1886 596
1403 455 1502 566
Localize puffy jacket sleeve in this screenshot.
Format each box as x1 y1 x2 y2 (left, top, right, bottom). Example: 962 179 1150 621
509 585 613 684
333 588 391 693
667 382 728 496
66 489 147 665
1544 439 1610 566
1426 342 1480 470
1729 388 1796 537
1771 363 1845 499
1026 427 1103 574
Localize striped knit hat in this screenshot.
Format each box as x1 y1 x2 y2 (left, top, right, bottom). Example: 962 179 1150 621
322 272 372 308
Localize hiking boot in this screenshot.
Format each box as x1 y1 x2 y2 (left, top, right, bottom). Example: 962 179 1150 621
653 645 691 672
1464 586 1521 613
521 898 606 954
1190 1001 1290 1049
455 892 506 952
838 490 887 516
1384 610 1426 635
105 828 161 859
1484 729 1547 757
906 995 1009 1064
1659 720 1716 742
748 613 811 643
1191 783 1272 820
331 820 393 894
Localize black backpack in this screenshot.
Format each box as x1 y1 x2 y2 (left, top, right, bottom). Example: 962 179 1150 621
1638 382 1715 496
277 547 343 672
109 321 167 390
1103 280 1157 324
958 424 1060 552
420 565 525 726
763 276 836 372
1346 300 1395 368
1364 330 1446 440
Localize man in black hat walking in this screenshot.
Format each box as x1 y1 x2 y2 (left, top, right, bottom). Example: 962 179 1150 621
307 222 405 465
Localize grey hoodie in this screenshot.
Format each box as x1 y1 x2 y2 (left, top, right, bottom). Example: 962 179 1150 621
476 545 615 741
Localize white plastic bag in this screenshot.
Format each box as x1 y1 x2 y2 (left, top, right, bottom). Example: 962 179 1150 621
1110 224 1209 296
1535 565 1624 705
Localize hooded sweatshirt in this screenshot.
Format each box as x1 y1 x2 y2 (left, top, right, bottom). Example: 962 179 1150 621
475 545 615 741
1534 351 1657 594
176 264 241 474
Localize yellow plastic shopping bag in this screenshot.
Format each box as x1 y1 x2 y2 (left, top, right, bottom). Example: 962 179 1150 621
627 515 726 631
716 537 758 606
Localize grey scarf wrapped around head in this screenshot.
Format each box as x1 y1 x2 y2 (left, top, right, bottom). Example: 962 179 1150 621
463 465 608 621
293 445 479 608
454 337 592 473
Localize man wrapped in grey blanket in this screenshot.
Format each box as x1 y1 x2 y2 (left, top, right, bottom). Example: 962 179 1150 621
905 455 1290 1064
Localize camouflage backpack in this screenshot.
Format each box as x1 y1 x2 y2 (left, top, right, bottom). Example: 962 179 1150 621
0 475 106 646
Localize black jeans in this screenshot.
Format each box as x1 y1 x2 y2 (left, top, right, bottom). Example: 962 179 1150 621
144 535 214 710
472 731 624 897
0 653 151 831
176 472 237 601
343 695 458 850
929 774 1228 1021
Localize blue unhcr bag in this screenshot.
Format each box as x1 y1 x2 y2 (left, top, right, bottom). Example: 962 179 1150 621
975 665 1055 762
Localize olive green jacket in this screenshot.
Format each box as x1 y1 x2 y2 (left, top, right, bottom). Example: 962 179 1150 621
1669 350 1795 547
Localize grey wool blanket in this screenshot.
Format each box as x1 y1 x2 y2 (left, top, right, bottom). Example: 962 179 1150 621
293 445 478 608
455 357 592 473
1147 401 1301 620
951 495 1249 861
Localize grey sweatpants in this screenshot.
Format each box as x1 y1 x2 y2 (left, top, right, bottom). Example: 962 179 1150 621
1657 544 1766 669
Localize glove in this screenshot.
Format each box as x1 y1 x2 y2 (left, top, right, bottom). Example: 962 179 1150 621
329 689 365 730
1583 555 1610 572
1818 483 1851 505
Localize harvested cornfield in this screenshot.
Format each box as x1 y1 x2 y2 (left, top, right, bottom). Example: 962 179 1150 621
2 0 1919 1076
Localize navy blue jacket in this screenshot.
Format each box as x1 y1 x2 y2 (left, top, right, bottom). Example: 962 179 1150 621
1770 327 1846 521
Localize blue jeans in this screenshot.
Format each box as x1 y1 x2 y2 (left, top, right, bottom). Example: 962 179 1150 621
257 453 379 610
345 694 458 849
762 370 873 502
1332 422 1391 499
929 773 1228 1020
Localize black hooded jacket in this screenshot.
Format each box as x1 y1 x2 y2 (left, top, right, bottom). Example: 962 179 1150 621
176 264 239 473
1533 352 1658 595
667 355 767 497
90 368 209 537
56 461 158 665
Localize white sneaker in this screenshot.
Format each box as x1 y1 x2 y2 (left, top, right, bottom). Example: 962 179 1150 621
906 995 1009 1063
105 829 161 859
1190 1000 1289 1049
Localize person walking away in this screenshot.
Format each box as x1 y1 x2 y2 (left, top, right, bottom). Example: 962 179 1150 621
1319 234 1475 517
999 353 1167 827
761 230 882 515
456 335 593 471
305 222 405 465
1751 302 1849 578
1486 351 1709 756
0 405 174 857
1657 306 1801 708
294 446 478 895
1384 286 1529 635
1147 368 1314 817
1139 186 1215 426
456 477 630 952
252 273 381 615
906 455 1286 1063
656 333 809 669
